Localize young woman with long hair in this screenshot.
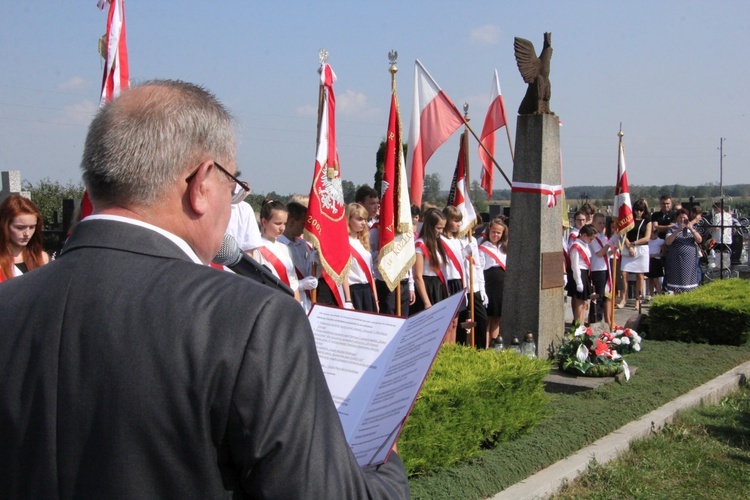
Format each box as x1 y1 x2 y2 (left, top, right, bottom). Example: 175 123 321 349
478 217 508 347
0 195 49 283
411 208 447 316
346 202 378 312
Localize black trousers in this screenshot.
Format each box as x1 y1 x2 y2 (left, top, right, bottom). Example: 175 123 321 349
375 279 410 317
457 291 489 349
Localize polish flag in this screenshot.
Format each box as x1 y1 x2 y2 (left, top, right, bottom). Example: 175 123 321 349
614 135 634 234
84 0 130 220
304 63 351 286
406 60 464 207
98 0 129 107
448 132 477 237
478 70 509 200
377 85 415 290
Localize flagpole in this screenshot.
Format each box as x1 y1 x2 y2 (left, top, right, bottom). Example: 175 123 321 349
464 120 512 188
462 104 476 348
310 49 330 305
388 59 404 317
611 126 625 330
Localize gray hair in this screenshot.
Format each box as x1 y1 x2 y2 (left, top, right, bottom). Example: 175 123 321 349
81 80 235 206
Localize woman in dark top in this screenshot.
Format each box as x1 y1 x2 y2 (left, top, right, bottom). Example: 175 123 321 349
618 198 651 309
0 195 50 283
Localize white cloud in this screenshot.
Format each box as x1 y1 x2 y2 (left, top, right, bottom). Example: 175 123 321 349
57 76 89 92
471 24 501 46
61 100 98 125
336 90 379 118
296 90 380 119
295 103 317 117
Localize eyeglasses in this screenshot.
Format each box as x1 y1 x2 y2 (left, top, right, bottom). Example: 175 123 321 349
186 161 250 204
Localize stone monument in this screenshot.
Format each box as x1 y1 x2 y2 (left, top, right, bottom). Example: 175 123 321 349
0 170 31 203
500 33 565 358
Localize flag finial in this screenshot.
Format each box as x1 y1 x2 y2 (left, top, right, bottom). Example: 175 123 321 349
463 102 470 120
388 50 398 74
318 48 328 66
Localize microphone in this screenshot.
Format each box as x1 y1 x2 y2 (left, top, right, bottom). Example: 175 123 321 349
213 234 295 297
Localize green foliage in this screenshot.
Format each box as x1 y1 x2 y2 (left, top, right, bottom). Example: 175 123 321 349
408 340 750 499
341 179 356 204
552 386 750 499
399 345 550 476
422 173 444 205
21 178 84 228
648 279 750 345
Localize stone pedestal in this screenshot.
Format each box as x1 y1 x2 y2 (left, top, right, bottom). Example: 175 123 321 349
500 114 564 358
0 170 30 202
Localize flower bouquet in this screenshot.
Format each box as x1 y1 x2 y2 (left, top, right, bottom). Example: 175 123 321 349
557 323 642 379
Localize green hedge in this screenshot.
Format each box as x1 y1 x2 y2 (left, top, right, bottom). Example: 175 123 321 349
648 279 750 345
398 345 550 476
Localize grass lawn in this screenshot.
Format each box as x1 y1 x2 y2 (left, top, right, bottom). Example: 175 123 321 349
552 385 750 499
407 340 750 499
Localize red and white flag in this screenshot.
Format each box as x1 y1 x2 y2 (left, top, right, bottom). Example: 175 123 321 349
478 69 509 200
98 0 129 107
304 63 351 286
447 132 477 238
377 82 416 290
614 134 634 234
83 0 130 220
405 60 464 207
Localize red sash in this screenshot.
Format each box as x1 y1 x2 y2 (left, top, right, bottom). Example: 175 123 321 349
349 244 378 302
479 245 506 270
569 241 591 269
415 240 447 290
258 246 291 286
440 239 465 287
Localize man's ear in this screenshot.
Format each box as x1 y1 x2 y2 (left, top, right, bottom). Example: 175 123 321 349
186 161 213 216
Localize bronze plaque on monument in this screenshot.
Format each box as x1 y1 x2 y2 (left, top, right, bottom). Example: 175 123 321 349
541 251 564 289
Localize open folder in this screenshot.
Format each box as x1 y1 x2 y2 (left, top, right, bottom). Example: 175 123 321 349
308 291 464 467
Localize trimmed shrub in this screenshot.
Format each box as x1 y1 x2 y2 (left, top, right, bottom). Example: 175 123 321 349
648 279 750 345
398 344 550 476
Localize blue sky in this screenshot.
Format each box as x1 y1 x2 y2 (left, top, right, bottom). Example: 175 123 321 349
1 1 748 196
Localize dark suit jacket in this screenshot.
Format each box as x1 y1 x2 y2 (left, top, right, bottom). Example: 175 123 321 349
0 219 409 499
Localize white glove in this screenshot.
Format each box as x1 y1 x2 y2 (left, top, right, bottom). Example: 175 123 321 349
462 245 473 258
576 283 583 293
344 301 355 310
480 290 489 307
563 274 568 286
298 276 318 291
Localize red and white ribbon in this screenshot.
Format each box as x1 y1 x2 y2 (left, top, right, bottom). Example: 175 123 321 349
511 182 563 207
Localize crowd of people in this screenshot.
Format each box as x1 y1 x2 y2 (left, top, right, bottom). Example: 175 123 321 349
1 79 746 497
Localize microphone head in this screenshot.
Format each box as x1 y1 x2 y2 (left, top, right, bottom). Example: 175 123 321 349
213 234 243 267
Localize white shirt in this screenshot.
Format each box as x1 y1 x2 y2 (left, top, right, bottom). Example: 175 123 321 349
226 202 262 252
479 241 507 271
440 235 465 281
569 240 591 290
348 237 373 285
588 233 608 272
415 238 443 277
252 237 299 291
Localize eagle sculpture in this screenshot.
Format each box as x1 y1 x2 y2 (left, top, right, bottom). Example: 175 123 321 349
514 32 553 115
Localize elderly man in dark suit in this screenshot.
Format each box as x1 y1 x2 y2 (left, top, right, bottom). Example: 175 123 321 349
0 80 409 498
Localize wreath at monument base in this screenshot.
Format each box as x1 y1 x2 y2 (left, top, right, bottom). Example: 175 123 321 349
557 323 637 380
561 363 622 378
